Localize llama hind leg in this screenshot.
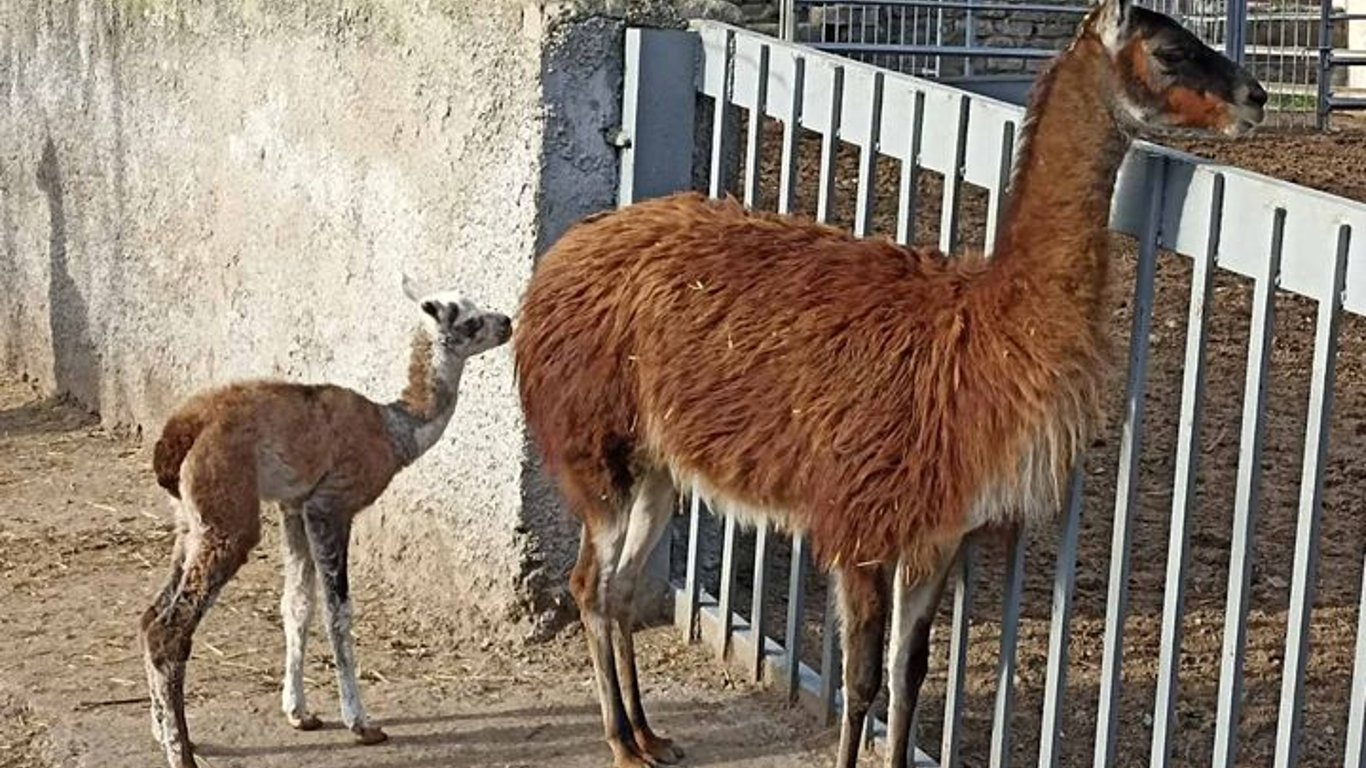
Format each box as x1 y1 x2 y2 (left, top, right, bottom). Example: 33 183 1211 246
834 564 890 768
572 520 648 768
279 506 322 731
142 525 257 768
301 503 386 745
142 509 192 746
610 470 683 764
885 548 957 768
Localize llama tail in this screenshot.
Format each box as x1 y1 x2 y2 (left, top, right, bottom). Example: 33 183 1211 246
153 413 205 499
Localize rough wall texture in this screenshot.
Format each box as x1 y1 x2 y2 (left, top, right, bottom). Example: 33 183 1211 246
0 0 682 640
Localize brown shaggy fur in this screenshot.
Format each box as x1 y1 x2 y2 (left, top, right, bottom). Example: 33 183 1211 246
515 181 1111 577
399 329 448 420
154 330 444 503
155 382 405 512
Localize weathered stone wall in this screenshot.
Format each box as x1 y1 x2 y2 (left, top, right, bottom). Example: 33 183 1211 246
0 0 687 640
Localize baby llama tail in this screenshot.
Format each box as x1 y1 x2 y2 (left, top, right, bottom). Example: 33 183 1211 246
152 413 206 499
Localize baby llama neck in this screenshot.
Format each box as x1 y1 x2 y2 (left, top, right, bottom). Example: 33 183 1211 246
394 327 465 459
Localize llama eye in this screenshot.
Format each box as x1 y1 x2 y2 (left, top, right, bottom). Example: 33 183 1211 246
1154 48 1187 65
460 318 481 336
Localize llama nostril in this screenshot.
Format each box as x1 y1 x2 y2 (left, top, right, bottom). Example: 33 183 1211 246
1246 82 1268 107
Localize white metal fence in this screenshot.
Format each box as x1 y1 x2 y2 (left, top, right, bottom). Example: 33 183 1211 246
618 20 1366 768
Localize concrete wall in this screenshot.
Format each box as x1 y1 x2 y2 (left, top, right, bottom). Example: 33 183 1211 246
0 0 683 640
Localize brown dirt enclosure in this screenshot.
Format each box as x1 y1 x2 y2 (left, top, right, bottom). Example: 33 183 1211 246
2 106 1365 768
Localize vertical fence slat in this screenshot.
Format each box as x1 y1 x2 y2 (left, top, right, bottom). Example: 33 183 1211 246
1094 152 1167 768
984 120 1016 257
1212 206 1287 768
942 544 975 768
750 521 772 681
717 513 739 659
1149 173 1225 768
820 584 842 726
1273 224 1351 768
853 72 883 238
895 90 925 246
938 94 970 254
742 44 770 209
816 65 844 224
777 55 805 216
1346 551 1366 768
1316 0 1333 130
708 29 737 200
785 533 810 702
1039 466 1084 768
684 493 703 642
991 531 1027 768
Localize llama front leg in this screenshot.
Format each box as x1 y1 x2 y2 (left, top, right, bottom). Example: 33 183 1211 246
886 547 957 768
280 507 322 731
610 471 683 764
301 504 386 745
834 564 890 768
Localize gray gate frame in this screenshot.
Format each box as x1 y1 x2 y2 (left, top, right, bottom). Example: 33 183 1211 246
618 21 1366 768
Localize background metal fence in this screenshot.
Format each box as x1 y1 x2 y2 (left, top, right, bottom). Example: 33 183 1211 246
619 20 1366 767
777 0 1366 127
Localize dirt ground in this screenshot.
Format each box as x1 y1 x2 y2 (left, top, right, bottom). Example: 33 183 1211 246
671 114 1366 767
0 376 845 768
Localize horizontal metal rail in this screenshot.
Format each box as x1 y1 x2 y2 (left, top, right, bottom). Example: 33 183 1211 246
804 42 1061 59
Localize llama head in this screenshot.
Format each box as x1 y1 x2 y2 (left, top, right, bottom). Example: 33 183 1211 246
401 273 512 359
1085 0 1267 136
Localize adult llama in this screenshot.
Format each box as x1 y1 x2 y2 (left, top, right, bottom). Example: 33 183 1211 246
514 0 1267 764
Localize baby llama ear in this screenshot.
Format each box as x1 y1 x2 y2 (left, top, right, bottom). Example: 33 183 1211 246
401 272 423 304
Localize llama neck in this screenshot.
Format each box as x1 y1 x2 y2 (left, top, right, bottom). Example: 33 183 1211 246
993 35 1131 290
389 328 465 462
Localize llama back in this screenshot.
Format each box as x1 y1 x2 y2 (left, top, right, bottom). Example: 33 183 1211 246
517 192 1071 569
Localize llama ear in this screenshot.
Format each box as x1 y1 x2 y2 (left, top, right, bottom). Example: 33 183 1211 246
1095 0 1133 49
401 272 423 304
419 299 440 319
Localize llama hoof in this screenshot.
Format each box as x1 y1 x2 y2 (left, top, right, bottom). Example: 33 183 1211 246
287 712 324 731
352 724 388 745
635 730 684 764
609 739 654 768
172 745 199 768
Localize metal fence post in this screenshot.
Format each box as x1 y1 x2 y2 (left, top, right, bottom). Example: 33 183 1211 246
620 29 699 207
780 0 797 41
1225 0 1248 64
619 28 698 620
1317 0 1334 129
